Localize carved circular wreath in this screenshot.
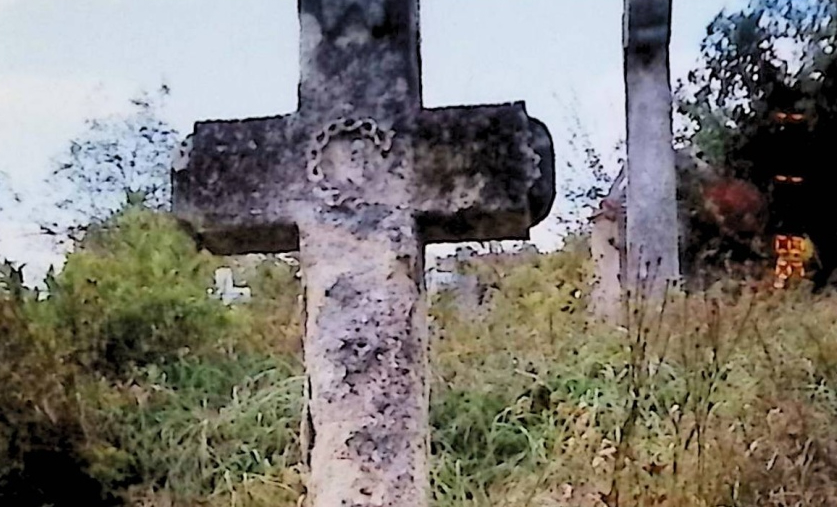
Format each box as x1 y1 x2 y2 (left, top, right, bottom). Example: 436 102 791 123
306 117 396 207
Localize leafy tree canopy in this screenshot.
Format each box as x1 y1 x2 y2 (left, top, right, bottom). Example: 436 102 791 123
677 0 837 172
43 85 178 243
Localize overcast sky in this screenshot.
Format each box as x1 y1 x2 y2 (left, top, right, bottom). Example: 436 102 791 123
0 0 745 283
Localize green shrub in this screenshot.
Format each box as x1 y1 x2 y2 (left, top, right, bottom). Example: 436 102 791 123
46 206 230 377
0 206 260 505
0 284 120 506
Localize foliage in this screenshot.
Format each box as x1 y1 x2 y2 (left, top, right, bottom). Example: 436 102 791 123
0 269 116 506
672 0 837 285
0 205 254 506
226 255 303 356
0 260 28 300
88 356 304 505
553 91 624 236
44 85 179 242
677 0 837 172
428 244 837 507
47 205 231 377
4 205 837 505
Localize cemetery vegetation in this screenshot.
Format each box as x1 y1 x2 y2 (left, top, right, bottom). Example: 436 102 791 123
2 206 837 506
675 0 837 281
3 1 837 505
41 85 178 246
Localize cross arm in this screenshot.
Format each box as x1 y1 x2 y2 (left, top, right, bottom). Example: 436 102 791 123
171 113 311 255
413 102 555 243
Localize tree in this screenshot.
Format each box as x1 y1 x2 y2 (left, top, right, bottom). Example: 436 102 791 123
42 85 179 243
0 171 20 216
46 203 230 376
678 0 837 170
551 90 625 238
677 0 837 289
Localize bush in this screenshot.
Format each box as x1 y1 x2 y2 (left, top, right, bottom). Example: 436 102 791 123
0 283 120 505
0 206 264 505
46 205 231 377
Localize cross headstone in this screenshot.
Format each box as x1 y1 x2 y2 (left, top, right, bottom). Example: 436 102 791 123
172 2 555 505
213 267 252 305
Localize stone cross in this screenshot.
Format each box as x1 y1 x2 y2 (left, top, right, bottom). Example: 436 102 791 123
213 267 252 305
623 0 679 299
172 1 555 506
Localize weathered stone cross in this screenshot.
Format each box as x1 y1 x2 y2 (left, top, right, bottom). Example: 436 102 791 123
172 1 555 505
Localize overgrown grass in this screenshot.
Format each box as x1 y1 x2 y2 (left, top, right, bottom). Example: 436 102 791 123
3 212 837 506
426 241 837 506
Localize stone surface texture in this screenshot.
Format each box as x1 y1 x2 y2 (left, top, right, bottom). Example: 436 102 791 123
172 1 555 506
589 167 627 325
623 0 680 298
589 147 704 324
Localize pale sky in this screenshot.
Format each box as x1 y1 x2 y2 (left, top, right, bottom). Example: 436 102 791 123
0 0 745 283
